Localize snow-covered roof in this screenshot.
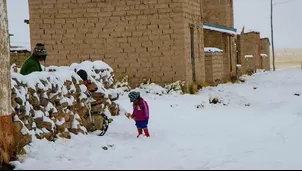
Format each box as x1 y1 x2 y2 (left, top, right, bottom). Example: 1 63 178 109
10 46 31 53
244 30 260 34
204 47 223 53
203 23 237 35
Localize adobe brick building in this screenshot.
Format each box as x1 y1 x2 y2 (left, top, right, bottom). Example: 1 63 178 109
10 47 31 67
204 49 223 84
0 0 14 166
260 38 271 71
28 0 205 89
202 0 237 81
202 0 234 28
203 24 237 81
236 31 261 73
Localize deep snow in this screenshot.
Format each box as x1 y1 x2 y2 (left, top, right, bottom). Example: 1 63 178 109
11 67 302 170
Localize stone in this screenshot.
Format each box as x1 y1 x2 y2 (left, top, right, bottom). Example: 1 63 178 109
58 131 71 139
12 121 32 154
40 97 49 107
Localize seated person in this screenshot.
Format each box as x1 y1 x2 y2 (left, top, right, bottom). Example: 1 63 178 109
20 43 47 75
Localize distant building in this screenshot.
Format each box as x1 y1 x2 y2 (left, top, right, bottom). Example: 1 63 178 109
260 38 271 71
10 46 31 67
202 0 237 81
236 31 261 74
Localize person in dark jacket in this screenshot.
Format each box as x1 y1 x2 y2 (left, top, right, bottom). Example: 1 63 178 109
20 43 47 75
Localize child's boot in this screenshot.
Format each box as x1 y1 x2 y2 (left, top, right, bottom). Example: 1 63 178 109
143 128 150 137
137 128 143 138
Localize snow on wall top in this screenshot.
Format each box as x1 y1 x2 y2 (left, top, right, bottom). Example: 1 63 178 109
204 47 224 53
245 55 254 58
45 60 115 95
10 47 31 52
11 60 117 98
261 53 268 57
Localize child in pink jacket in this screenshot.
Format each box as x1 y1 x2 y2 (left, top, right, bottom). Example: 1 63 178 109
127 91 150 138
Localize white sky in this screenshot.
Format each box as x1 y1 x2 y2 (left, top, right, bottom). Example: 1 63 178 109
6 0 302 49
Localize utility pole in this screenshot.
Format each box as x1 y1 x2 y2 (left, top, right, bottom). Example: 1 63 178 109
270 0 276 71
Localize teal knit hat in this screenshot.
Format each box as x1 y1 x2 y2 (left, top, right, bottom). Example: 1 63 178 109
128 91 140 102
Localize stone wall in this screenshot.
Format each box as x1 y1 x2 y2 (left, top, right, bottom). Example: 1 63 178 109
10 51 31 68
204 51 223 84
0 0 14 166
28 0 205 90
260 38 270 71
10 61 120 155
202 0 234 28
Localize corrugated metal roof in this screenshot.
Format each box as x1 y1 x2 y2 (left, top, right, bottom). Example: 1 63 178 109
203 23 237 35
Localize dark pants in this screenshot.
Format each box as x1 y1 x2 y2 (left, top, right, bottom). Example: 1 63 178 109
135 119 149 129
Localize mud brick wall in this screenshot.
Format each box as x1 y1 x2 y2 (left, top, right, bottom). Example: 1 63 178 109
236 34 245 73
261 55 269 71
260 38 270 71
28 0 205 89
237 32 261 73
10 51 31 67
203 29 235 81
204 52 223 83
236 65 242 77
0 0 14 165
182 0 205 85
202 0 234 28
245 56 256 72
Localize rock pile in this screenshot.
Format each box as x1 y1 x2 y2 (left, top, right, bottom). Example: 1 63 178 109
10 61 121 153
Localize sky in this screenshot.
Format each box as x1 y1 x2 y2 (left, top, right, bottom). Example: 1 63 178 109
6 0 302 49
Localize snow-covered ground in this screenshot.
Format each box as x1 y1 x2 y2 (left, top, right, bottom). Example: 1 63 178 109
12 68 302 170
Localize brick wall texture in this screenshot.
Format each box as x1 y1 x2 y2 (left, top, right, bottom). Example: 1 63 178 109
28 0 205 89
245 56 256 72
203 29 236 81
183 0 205 86
10 51 31 67
202 0 234 28
204 52 223 83
260 38 270 71
0 0 14 165
237 32 261 73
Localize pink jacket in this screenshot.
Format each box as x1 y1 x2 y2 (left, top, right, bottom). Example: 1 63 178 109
132 98 149 121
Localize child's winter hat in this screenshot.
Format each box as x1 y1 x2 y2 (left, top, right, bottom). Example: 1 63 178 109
128 91 140 102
